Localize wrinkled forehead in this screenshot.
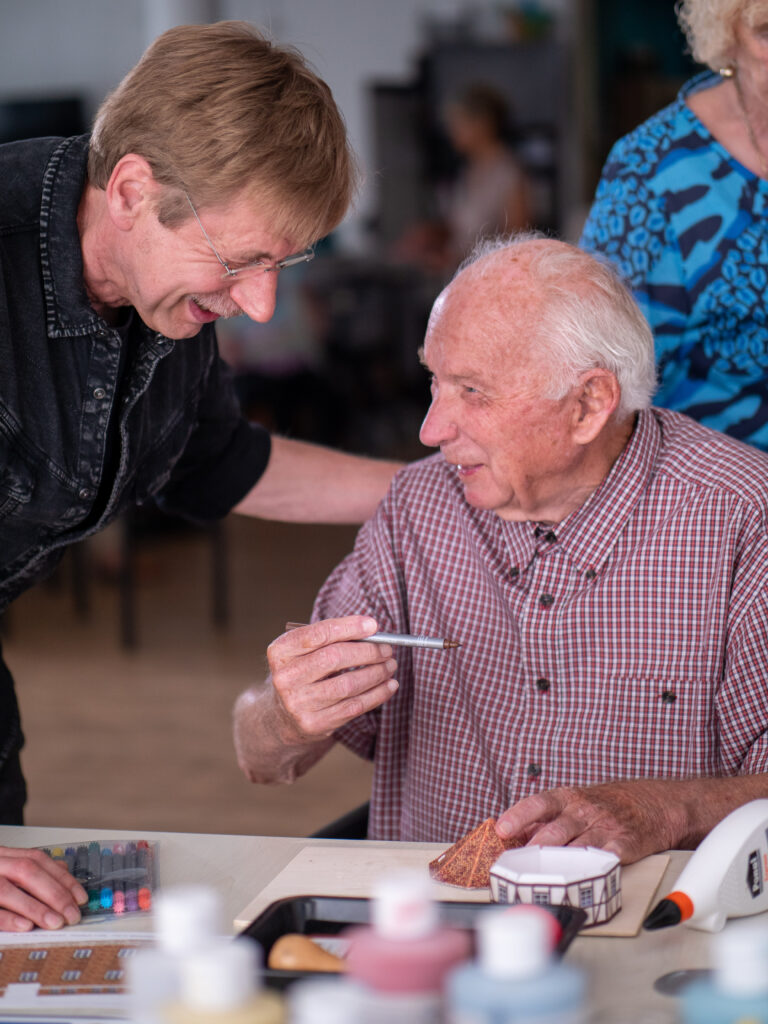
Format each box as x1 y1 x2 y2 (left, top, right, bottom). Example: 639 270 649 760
425 256 545 366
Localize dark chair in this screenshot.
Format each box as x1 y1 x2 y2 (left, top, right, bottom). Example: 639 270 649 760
311 801 370 839
66 508 229 649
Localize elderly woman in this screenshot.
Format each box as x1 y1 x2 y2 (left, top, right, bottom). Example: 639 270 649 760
580 0 768 450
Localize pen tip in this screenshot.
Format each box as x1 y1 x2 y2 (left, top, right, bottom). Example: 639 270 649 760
444 639 462 649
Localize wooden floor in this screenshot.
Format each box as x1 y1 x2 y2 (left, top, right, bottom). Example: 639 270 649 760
3 516 374 837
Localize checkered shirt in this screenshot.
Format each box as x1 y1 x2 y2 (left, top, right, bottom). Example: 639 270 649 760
314 409 768 843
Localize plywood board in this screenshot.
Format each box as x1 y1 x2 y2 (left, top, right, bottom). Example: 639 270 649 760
234 843 669 938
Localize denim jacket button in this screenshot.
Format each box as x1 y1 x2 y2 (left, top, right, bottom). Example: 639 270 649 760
93 387 106 400
78 487 92 501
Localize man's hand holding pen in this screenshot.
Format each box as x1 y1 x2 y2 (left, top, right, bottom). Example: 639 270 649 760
266 616 400 741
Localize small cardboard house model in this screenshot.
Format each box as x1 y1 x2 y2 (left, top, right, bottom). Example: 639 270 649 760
489 845 621 926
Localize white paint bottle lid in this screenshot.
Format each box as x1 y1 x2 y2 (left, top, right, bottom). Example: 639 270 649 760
179 938 260 1011
714 918 768 996
478 905 555 980
154 886 223 954
372 871 437 940
289 978 362 1024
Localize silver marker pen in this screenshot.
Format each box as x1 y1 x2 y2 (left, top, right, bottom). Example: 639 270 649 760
285 622 461 650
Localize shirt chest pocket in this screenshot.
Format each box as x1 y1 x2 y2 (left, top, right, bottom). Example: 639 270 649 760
561 673 719 781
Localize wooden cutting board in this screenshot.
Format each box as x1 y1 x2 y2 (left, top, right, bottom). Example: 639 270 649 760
234 843 669 938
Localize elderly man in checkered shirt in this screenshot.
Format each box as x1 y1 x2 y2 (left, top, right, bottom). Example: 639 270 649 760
235 236 768 864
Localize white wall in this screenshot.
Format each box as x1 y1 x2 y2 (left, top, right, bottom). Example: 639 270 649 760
0 0 575 243
222 0 577 242
224 0 483 245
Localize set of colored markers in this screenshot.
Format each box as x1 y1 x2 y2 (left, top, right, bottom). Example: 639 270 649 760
38 839 157 919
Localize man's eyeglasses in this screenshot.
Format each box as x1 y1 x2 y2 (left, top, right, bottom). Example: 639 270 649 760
184 193 314 280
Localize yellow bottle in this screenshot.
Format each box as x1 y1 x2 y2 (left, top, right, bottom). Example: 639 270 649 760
161 938 284 1024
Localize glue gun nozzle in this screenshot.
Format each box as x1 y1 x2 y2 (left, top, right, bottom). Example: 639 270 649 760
643 898 683 931
444 639 462 649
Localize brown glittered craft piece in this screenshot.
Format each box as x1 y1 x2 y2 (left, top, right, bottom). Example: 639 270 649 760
429 818 524 889
0 940 145 996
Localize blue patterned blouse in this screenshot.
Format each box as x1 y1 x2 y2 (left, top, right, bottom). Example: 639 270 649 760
580 71 768 450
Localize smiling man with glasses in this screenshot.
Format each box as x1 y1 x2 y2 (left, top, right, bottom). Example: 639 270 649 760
0 20 401 929
185 192 315 279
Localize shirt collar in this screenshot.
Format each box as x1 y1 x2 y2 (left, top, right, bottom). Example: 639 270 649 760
500 408 662 577
678 69 722 103
40 134 109 339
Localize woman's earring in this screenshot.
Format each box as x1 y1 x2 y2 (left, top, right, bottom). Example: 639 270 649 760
719 65 735 78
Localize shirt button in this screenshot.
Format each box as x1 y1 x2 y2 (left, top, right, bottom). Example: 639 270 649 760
585 569 597 581
539 593 554 607
545 531 557 543
536 678 550 692
510 567 519 579
527 763 542 778
93 387 107 400
661 690 677 705
78 487 92 501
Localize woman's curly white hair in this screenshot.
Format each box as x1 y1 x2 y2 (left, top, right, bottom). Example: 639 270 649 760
676 0 768 70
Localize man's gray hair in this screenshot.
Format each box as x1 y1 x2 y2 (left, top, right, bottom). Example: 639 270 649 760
459 234 657 417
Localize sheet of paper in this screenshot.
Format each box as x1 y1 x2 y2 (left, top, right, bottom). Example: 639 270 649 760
0 931 151 1020
234 843 669 938
0 1017 124 1022
0 931 150 947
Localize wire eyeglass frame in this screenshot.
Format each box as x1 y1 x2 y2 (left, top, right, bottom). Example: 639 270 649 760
184 192 314 280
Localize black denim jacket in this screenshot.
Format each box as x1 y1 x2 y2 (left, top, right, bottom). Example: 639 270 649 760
0 134 271 614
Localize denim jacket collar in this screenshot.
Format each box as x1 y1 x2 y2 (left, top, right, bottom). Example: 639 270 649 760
40 134 114 340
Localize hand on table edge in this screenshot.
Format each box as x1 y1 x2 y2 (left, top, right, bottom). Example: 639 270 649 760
494 774 768 864
0 847 88 932
234 616 398 784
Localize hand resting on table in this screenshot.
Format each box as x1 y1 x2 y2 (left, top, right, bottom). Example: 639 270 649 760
0 846 87 931
495 775 768 864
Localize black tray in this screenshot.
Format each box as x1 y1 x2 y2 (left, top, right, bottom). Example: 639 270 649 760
239 895 587 990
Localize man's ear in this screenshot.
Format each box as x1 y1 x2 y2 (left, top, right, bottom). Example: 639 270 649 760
104 154 158 231
571 368 621 445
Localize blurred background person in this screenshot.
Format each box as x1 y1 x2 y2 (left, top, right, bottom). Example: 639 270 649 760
396 82 532 273
580 0 768 450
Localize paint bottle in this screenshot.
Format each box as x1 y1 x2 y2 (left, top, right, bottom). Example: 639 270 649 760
161 937 284 1024
446 905 587 1023
344 870 473 1023
680 918 768 1024
288 977 363 1024
644 799 768 932
127 885 223 1023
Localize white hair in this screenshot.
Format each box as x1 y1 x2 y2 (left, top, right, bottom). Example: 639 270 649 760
675 0 768 71
458 234 657 417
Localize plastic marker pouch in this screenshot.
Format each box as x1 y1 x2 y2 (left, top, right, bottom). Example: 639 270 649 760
644 799 768 933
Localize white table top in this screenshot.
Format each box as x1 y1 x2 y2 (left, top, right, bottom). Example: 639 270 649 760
0 825 712 1022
